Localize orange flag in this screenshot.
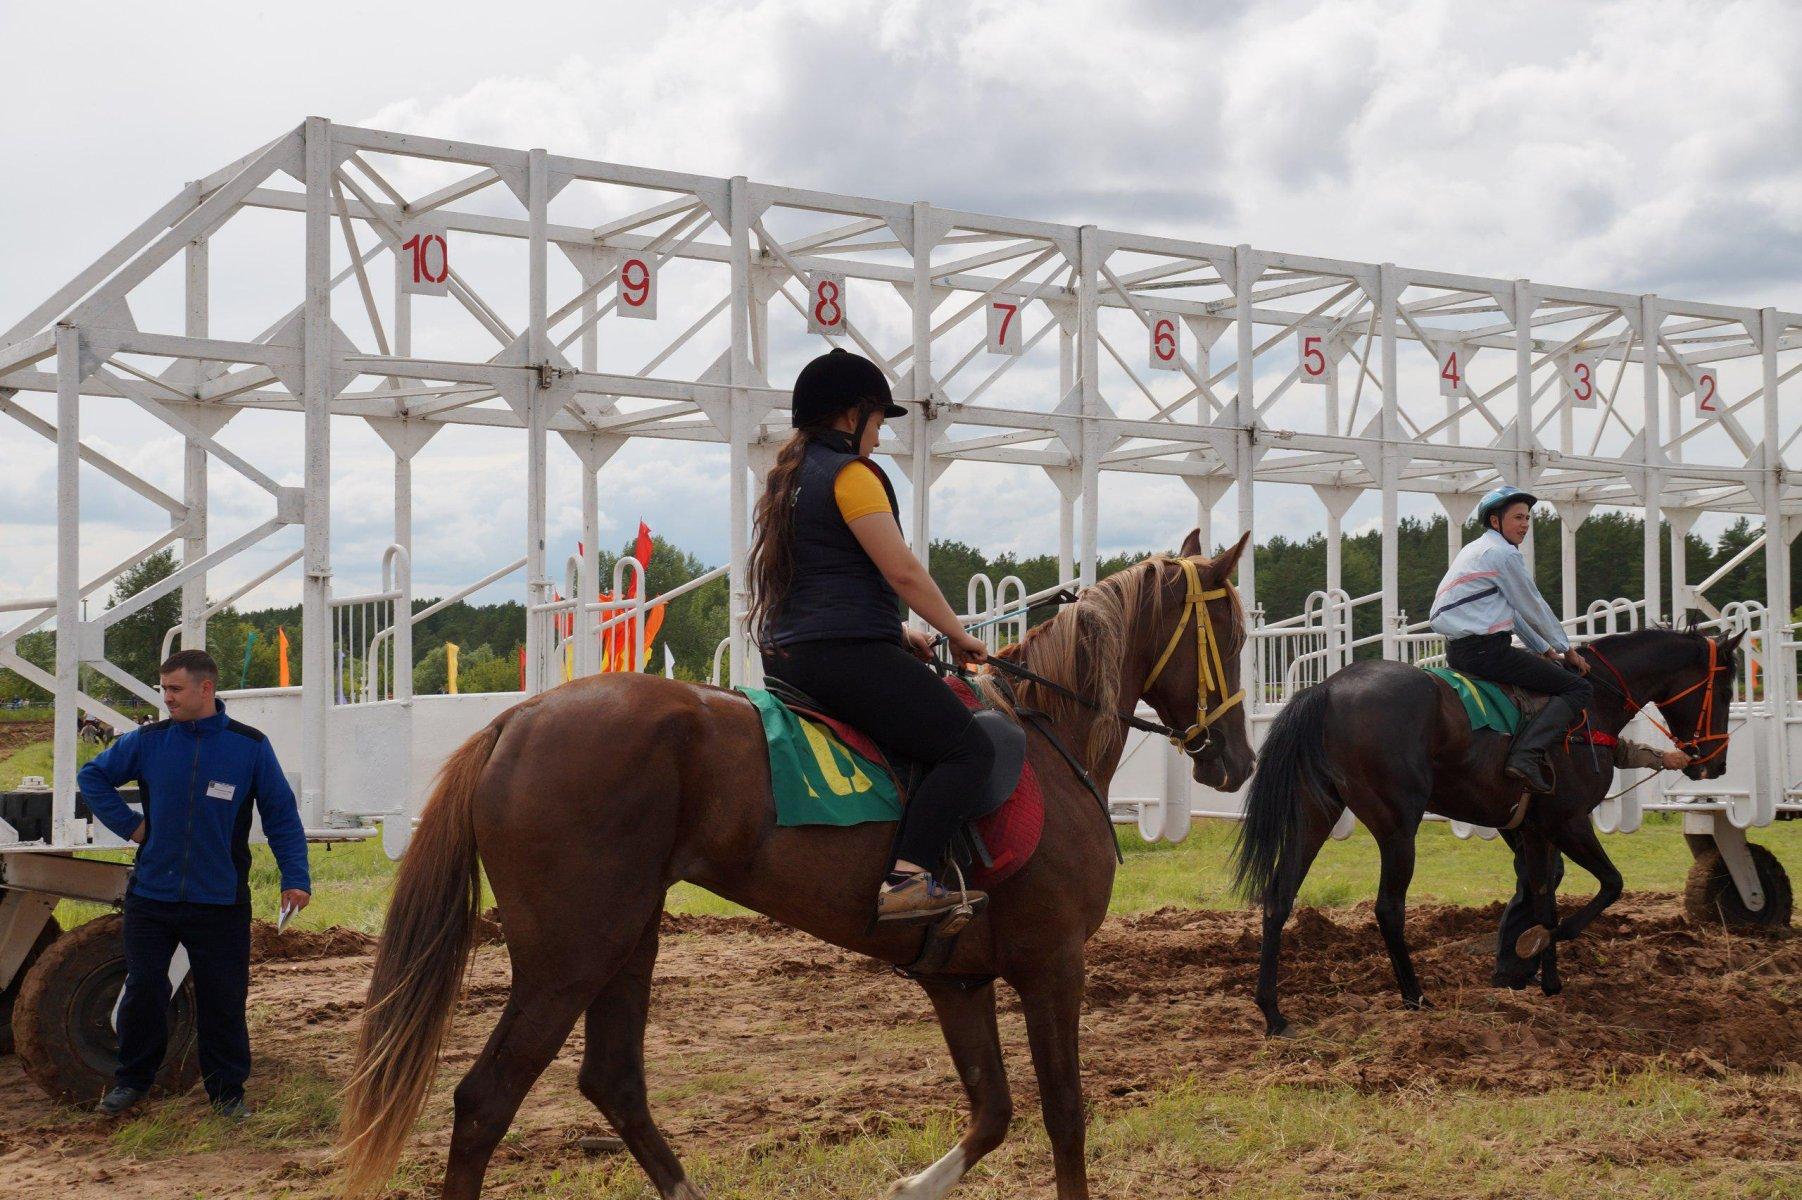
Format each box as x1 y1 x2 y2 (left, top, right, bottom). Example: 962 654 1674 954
277 627 291 687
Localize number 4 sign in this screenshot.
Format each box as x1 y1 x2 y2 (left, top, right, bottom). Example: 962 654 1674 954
1694 369 1722 420
1436 342 1472 398
808 273 847 337
986 296 1025 356
399 218 449 297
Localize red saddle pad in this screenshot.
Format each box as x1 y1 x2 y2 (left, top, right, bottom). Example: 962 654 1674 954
788 674 1045 889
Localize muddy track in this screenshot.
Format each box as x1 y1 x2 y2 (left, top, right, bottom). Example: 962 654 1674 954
0 894 1794 1198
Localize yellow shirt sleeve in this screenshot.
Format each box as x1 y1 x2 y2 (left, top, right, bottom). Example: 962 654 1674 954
834 460 892 523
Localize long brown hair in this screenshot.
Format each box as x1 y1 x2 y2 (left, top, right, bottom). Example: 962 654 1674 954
747 428 813 653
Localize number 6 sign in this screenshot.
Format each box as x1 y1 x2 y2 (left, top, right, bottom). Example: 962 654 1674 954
986 296 1024 356
1694 369 1722 420
399 218 449 297
1148 313 1181 372
808 272 847 337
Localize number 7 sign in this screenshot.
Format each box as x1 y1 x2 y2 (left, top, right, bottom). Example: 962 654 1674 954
987 296 1024 356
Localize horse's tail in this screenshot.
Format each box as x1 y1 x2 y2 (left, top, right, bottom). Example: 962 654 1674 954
339 720 501 1196
1231 682 1339 903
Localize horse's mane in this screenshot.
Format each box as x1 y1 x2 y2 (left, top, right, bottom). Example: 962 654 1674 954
1583 622 1720 658
975 553 1241 767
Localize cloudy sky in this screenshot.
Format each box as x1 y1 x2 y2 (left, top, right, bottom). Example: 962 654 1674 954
4 0 1801 612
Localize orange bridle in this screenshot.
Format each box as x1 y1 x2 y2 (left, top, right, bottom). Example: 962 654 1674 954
1589 636 1734 766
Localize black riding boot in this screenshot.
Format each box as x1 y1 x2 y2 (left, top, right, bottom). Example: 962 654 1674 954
1504 694 1581 795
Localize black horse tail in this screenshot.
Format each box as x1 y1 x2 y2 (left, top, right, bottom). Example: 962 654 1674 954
1231 682 1339 903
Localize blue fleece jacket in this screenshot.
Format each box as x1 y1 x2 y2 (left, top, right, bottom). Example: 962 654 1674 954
77 699 311 905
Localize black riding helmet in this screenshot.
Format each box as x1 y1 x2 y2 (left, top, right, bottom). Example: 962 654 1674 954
791 348 905 433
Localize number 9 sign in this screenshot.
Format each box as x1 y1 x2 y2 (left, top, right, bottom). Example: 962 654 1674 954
808 272 847 337
1148 313 1180 372
617 256 657 320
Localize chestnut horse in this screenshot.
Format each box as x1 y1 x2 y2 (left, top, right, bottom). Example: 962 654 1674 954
340 529 1254 1200
1232 626 1742 1036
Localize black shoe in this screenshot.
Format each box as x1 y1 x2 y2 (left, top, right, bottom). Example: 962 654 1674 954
1503 755 1554 795
211 1096 250 1121
1503 694 1581 796
95 1085 147 1117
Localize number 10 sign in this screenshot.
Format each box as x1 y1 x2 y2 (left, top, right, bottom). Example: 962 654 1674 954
399 219 449 297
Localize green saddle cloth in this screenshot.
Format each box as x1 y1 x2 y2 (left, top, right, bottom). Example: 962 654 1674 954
740 687 902 827
1420 666 1523 736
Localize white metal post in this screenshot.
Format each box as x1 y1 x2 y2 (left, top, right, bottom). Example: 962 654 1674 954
910 201 935 614
1233 246 1258 675
180 237 209 652
53 324 82 841
524 149 550 695
1514 280 1536 576
1761 308 1790 707
1379 264 1400 658
726 177 754 685
300 117 333 830
1076 227 1102 586
1640 294 1663 625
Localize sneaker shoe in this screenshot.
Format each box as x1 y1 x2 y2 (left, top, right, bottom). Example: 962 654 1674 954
876 871 987 925
95 1085 147 1117
211 1096 250 1121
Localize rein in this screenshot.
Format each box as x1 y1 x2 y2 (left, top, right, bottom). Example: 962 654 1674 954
1586 636 1733 767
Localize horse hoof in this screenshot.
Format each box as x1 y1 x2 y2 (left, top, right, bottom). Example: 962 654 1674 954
1403 994 1432 1011
1490 971 1533 991
1265 1019 1295 1039
1540 977 1563 997
1514 926 1553 959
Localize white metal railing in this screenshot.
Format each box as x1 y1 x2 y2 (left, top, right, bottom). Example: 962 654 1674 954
533 559 732 688
158 549 305 668
961 573 1075 654
329 544 410 704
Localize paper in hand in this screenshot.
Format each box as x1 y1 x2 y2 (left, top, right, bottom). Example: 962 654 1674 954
278 903 296 935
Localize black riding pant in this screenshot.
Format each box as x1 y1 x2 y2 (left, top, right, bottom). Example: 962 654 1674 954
1445 632 1593 710
117 892 252 1103
762 637 995 872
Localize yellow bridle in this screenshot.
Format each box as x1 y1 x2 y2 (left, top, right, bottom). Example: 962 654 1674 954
1141 557 1244 751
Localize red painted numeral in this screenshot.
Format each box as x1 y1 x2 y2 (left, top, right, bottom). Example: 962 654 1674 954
1573 361 1592 403
620 258 651 307
1697 373 1718 412
1440 352 1461 389
814 280 842 328
401 233 448 285
1153 317 1177 362
1302 335 1325 378
995 301 1017 344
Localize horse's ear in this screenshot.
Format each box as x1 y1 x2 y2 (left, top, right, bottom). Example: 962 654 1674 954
1721 629 1749 654
1178 527 1203 557
1202 530 1252 584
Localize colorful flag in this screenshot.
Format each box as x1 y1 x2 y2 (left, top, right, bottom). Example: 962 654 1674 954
446 642 460 695
518 644 527 691
240 630 258 688
663 643 675 679
277 627 291 687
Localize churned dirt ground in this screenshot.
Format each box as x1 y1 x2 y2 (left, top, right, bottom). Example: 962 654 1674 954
0 894 1796 1198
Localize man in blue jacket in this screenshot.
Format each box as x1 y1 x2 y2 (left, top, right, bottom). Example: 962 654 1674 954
78 649 312 1119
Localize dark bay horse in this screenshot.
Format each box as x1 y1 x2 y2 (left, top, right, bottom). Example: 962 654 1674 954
340 530 1254 1200
1232 626 1742 1037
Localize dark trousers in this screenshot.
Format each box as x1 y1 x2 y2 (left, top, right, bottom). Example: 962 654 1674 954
1444 631 1593 708
118 892 252 1103
762 637 995 871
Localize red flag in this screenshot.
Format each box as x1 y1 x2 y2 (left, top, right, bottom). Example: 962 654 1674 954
518 644 526 691
629 522 653 599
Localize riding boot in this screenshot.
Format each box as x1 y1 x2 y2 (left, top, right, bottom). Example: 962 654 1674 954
1504 694 1581 795
876 871 987 925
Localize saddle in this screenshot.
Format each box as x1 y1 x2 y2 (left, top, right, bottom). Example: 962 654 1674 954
759 673 1038 885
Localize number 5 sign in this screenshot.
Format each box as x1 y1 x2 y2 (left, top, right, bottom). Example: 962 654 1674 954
808 273 847 337
399 218 449 297
1148 313 1181 372
1693 369 1722 420
1297 333 1333 385
986 296 1025 356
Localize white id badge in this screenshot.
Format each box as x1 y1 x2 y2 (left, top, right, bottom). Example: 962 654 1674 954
205 780 236 801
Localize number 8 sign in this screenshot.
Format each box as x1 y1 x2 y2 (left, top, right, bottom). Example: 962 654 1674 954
808 273 847 337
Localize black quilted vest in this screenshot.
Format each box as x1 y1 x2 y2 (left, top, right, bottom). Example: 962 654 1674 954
761 430 905 650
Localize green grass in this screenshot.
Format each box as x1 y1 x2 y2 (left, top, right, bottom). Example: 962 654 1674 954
0 736 100 790
12 731 1801 933
0 705 53 723
475 1066 1800 1199
108 1068 340 1159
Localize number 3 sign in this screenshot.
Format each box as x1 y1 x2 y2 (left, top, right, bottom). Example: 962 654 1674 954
1560 355 1598 409
399 218 449 297
808 273 847 337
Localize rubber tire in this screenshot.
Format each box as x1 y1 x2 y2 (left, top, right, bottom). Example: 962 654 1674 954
1684 843 1794 930
12 913 200 1105
0 916 61 1057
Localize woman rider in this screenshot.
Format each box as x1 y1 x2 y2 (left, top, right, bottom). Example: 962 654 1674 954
750 348 997 925
1430 486 1594 794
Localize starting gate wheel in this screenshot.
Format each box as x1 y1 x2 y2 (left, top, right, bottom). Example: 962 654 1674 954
12 914 200 1104
1683 842 1793 931
0 916 61 1057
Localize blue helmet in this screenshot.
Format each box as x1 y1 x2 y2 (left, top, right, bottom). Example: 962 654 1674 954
1476 485 1538 529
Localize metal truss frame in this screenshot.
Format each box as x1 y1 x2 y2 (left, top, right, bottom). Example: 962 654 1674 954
4 118 1800 844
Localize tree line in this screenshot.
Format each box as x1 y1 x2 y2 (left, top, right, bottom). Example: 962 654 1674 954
3 510 1790 706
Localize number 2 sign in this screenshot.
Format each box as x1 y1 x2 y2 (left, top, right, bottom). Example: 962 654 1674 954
808 273 847 337
617 256 657 320
986 296 1024 356
1148 313 1181 372
1694 369 1721 420
399 219 449 297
